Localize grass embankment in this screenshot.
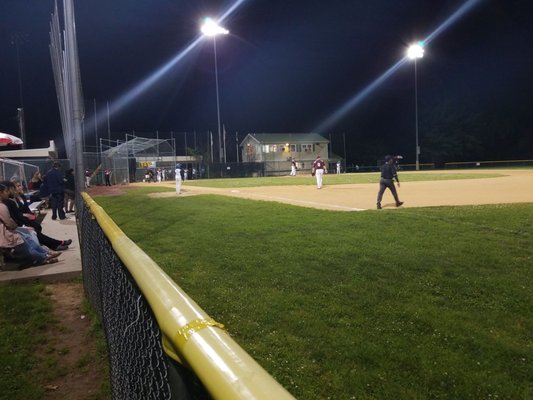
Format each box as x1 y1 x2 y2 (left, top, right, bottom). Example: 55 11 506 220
95 188 532 400
0 284 52 400
0 283 109 400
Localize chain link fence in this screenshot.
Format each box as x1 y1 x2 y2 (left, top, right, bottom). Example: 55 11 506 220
80 201 207 400
79 193 294 400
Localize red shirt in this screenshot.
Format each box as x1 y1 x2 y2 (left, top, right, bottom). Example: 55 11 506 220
313 159 325 169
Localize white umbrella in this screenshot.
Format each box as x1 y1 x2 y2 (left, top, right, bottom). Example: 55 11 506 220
0 132 24 146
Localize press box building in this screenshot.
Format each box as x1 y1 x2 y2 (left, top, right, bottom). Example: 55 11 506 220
240 133 332 176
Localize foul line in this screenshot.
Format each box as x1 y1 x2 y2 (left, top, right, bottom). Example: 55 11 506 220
229 191 367 211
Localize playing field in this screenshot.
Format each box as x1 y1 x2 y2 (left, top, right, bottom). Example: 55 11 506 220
90 169 533 399
149 169 533 211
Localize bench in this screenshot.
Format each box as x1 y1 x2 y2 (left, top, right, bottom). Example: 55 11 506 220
0 249 23 271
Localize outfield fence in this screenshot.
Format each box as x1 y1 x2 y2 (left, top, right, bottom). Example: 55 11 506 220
80 192 295 400
443 159 533 169
347 159 533 172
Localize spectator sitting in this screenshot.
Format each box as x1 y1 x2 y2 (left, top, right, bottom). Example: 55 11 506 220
0 184 61 268
3 180 72 251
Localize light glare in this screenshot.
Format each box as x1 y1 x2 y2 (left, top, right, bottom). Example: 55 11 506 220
201 17 229 36
407 43 424 59
313 0 481 133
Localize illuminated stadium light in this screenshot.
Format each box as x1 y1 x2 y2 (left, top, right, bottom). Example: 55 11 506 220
407 43 425 60
201 18 229 37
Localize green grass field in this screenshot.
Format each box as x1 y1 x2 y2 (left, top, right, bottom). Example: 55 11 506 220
94 180 532 400
182 171 504 188
0 284 52 400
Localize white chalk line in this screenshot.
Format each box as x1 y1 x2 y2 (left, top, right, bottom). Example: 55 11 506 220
229 190 367 211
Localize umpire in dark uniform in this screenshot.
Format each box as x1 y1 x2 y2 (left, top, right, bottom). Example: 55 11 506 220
377 155 404 209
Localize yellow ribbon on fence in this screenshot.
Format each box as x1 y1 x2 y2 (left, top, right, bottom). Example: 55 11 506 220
175 318 225 348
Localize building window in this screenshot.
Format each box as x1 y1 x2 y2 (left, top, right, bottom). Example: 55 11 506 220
302 144 314 152
290 144 296 152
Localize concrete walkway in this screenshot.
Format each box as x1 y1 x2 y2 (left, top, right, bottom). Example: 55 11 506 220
0 211 82 283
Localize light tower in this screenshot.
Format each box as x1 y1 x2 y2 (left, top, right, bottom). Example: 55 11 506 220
407 42 424 171
201 17 229 163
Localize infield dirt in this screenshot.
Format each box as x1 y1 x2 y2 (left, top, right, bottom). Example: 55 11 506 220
143 169 533 211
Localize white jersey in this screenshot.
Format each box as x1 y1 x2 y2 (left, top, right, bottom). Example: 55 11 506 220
175 167 182 194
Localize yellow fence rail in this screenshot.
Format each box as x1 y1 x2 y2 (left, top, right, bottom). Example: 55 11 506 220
81 192 295 400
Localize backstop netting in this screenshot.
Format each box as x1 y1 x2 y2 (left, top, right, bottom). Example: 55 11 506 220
0 158 40 191
98 136 177 185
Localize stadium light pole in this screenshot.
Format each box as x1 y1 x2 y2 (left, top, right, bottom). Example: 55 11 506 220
201 17 229 164
407 42 424 171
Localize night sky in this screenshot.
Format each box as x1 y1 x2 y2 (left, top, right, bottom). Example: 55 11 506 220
0 0 531 164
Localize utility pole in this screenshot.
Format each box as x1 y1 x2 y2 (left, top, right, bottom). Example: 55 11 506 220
107 100 111 142
235 131 239 163
94 99 98 152
343 132 346 165
11 33 27 148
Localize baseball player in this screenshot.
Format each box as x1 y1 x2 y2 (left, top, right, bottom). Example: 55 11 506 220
290 159 297 176
312 155 327 189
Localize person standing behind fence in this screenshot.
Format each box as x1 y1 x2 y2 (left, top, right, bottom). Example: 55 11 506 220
104 169 112 186
175 164 183 194
336 160 341 174
46 162 67 220
85 169 92 188
64 168 75 213
376 155 404 210
29 171 42 191
312 155 327 189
